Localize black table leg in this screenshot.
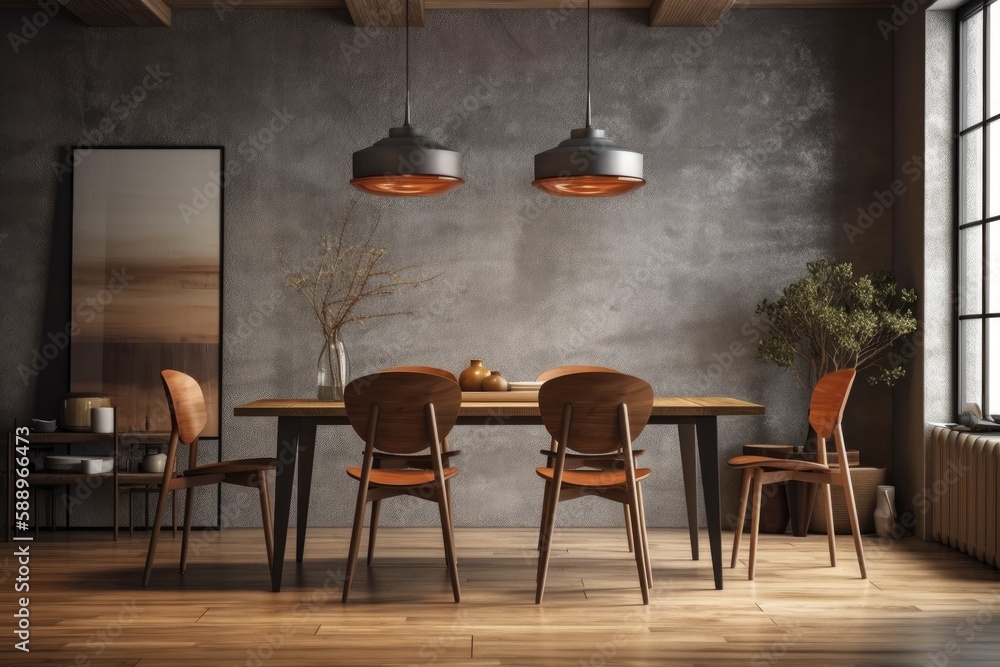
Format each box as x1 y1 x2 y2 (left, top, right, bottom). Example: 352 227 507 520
296 420 318 563
696 416 723 590
270 417 299 592
678 423 700 561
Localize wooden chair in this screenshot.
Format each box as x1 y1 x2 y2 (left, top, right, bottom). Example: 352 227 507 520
535 371 654 604
534 366 645 553
364 366 461 566
142 370 276 587
728 368 866 580
342 371 463 603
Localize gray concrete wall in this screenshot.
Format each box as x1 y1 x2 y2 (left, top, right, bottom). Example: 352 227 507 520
0 8 895 529
891 7 955 541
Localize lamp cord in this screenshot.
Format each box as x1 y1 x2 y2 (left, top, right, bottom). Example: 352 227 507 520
404 0 411 126
585 0 591 128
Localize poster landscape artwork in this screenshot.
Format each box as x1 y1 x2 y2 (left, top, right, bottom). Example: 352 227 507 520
71 148 221 437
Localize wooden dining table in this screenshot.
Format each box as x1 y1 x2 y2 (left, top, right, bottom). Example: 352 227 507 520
234 396 765 592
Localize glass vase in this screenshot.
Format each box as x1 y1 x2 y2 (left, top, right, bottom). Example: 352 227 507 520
317 333 349 401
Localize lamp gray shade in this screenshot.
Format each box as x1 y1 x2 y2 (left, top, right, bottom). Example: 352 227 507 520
533 127 644 181
351 125 463 180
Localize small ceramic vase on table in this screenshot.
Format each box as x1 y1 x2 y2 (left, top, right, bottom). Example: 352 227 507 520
481 371 509 392
459 359 491 391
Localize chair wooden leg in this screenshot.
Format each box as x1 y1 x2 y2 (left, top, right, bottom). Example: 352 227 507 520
535 481 561 604
141 483 172 587
257 472 274 571
731 468 753 568
366 500 381 567
823 482 837 567
748 470 764 581
537 480 552 551
179 487 195 573
172 490 178 537
342 480 370 603
842 472 868 579
436 487 461 603
624 503 635 553
627 486 649 605
636 481 651 588
537 483 558 586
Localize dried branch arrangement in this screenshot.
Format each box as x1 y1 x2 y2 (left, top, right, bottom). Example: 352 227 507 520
279 202 435 344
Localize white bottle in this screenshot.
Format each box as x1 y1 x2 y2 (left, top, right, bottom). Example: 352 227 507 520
874 485 897 538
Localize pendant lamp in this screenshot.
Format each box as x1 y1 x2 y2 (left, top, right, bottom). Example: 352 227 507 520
532 0 645 197
350 1 463 196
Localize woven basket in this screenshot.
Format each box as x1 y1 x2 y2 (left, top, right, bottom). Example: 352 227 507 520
808 467 886 535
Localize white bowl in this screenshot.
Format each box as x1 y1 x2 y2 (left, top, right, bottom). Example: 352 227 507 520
44 455 113 474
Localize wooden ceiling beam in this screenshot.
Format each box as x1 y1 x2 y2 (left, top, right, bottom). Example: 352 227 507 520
649 0 734 26
736 0 892 6
167 0 345 6
426 0 648 6
64 0 171 26
344 0 423 26
0 0 900 26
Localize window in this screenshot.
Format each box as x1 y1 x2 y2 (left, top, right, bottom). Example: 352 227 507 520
959 0 1000 413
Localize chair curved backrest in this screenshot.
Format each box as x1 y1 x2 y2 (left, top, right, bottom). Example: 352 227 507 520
808 369 856 439
161 370 207 446
535 365 620 383
380 366 458 383
538 372 654 455
345 372 462 455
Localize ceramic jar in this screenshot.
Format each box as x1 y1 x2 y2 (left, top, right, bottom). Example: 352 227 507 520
481 371 509 392
142 453 167 474
459 359 491 391
58 393 112 432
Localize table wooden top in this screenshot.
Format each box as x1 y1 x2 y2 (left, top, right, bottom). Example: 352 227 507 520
234 397 765 418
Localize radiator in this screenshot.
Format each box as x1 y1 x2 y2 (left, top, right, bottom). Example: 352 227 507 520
930 425 1000 567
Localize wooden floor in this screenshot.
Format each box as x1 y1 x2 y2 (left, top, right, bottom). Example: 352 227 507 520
7 527 1000 665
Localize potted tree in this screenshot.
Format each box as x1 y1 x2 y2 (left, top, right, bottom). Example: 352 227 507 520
756 259 917 535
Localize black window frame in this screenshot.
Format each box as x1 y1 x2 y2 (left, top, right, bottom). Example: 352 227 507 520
958 0 995 414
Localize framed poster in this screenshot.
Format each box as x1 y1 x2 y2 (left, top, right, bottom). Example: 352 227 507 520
70 147 222 437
